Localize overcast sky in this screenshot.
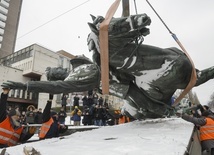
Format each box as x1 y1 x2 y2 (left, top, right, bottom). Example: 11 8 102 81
15 0 214 104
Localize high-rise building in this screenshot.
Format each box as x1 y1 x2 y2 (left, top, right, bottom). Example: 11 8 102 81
0 0 23 59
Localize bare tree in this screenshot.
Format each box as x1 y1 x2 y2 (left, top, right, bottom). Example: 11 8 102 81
208 92 214 109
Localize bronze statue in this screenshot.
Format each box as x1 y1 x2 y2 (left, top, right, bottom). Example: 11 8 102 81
2 13 214 119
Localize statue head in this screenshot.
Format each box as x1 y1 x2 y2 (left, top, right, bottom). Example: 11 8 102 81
87 15 103 54
45 67 68 81
70 55 93 69
87 14 152 66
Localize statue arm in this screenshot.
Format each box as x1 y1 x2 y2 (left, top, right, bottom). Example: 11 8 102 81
28 64 100 94
26 79 98 94
1 64 100 94
0 91 8 122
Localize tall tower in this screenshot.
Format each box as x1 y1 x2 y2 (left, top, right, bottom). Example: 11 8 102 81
0 0 23 59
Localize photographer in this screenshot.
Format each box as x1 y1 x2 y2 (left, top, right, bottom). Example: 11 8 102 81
70 106 82 126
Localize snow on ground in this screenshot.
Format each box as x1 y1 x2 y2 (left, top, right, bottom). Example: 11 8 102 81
1 117 194 155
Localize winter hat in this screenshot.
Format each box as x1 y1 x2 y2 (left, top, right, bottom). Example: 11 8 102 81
50 111 57 116
8 109 21 117
203 105 210 110
202 110 212 117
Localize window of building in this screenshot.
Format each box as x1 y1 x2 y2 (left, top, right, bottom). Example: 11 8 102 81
21 90 25 99
0 26 4 35
59 56 63 67
0 20 5 28
0 0 9 8
32 92 38 101
27 91 30 99
29 50 33 57
10 89 15 97
67 59 71 71
0 13 6 22
16 89 20 98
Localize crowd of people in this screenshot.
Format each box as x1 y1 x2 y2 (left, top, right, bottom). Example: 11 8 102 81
70 94 111 126
0 88 68 148
0 88 131 148
7 104 67 127
76 92 131 127
4 91 130 128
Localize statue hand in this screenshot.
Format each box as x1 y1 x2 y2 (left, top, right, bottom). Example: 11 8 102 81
45 67 68 81
2 88 10 94
1 80 26 90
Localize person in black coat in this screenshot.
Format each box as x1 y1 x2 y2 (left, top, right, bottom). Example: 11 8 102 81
61 93 68 111
98 96 104 106
87 95 94 107
34 108 43 124
58 108 67 125
73 94 79 107
82 106 93 125
82 95 88 107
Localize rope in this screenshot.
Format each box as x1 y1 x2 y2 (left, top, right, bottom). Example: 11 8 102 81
145 0 197 107
146 0 171 33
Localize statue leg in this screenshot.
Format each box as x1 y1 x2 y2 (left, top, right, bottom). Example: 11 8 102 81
123 82 174 119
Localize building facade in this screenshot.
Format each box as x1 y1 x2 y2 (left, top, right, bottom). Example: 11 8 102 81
0 44 75 111
0 0 23 58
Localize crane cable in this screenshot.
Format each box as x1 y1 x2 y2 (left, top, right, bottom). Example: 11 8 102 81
133 0 138 14
145 0 197 107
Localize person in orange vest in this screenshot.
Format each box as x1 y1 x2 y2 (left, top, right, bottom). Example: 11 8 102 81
0 88 36 148
176 105 214 154
114 110 121 125
118 113 130 124
39 94 68 140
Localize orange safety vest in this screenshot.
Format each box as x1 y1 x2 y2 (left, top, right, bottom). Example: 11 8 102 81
119 115 130 124
200 117 214 141
0 116 23 146
39 118 54 139
114 110 120 115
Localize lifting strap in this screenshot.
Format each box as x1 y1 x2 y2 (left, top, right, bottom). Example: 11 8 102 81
145 0 197 107
99 0 121 95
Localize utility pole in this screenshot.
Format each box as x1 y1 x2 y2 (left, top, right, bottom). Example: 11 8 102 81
122 0 130 17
